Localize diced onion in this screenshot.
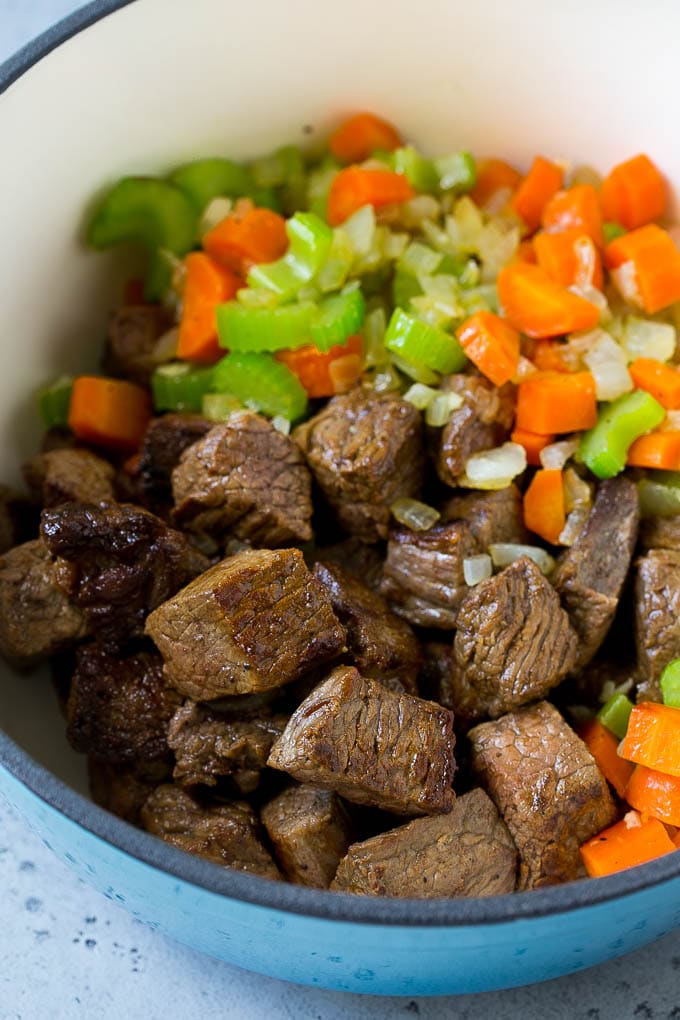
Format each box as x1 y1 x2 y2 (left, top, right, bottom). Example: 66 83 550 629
202 393 243 422
599 676 634 704
390 497 441 531
558 507 589 546
362 306 388 368
369 365 401 393
611 261 642 308
390 353 441 386
403 383 438 410
661 410 680 432
151 327 180 365
539 438 580 471
425 391 464 427
199 196 233 237
395 195 441 228
463 554 493 586
582 331 633 401
460 442 527 490
569 164 603 188
399 242 443 276
342 204 376 255
489 543 556 575
514 356 537 382
271 415 291 435
624 810 642 830
328 354 362 394
622 316 676 364
563 467 593 513
478 220 520 283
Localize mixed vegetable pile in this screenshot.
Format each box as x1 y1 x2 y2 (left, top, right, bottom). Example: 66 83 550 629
38 111 680 879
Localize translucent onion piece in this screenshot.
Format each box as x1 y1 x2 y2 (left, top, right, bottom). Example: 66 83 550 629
369 365 402 393
328 354 363 394
540 438 580 471
199 196 233 237
611 262 642 308
622 316 676 364
425 391 464 427
151 327 179 365
558 506 590 547
391 497 441 531
460 442 527 490
362 306 388 368
599 675 634 704
399 242 443 276
661 410 680 432
396 195 441 229
514 355 537 382
563 466 593 513
390 354 441 386
574 235 599 290
582 331 633 401
403 382 438 410
489 543 556 575
463 554 493 586
202 392 243 422
342 204 376 256
271 415 291 435
569 164 603 188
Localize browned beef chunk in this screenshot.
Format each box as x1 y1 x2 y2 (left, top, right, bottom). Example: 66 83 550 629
449 557 578 723
23 449 115 508
88 759 165 825
379 521 479 629
261 784 355 888
553 477 639 670
138 414 213 511
140 784 280 878
331 787 517 898
172 413 313 547
295 388 424 542
66 644 181 767
103 304 173 385
440 484 526 548
436 375 515 487
634 548 680 702
0 485 35 553
469 701 616 889
167 700 287 793
639 514 680 553
313 561 421 694
418 641 454 710
0 539 88 667
146 548 346 700
41 502 208 651
268 666 455 816
313 536 384 590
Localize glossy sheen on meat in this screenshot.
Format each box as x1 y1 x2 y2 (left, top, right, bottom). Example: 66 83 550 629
313 561 421 693
379 521 479 629
639 514 680 553
103 304 172 386
469 701 616 889
268 666 456 816
145 548 346 700
331 787 517 898
0 539 88 667
440 484 527 548
140 784 280 878
23 448 115 508
449 557 578 723
295 388 424 542
40 502 209 651
261 784 355 888
634 548 680 702
138 414 213 511
436 375 515 487
172 413 313 546
66 644 181 766
553 477 639 669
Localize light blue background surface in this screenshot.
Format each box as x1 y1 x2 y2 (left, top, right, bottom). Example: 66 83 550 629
2 3 680 1017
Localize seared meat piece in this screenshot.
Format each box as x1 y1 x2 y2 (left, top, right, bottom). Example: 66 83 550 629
167 700 287 793
0 485 35 553
553 476 639 669
436 375 515 487
639 514 680 553
634 548 680 702
172 413 313 547
295 388 424 542
313 561 421 694
379 521 479 629
469 701 616 889
261 784 355 888
313 536 384 590
418 641 454 710
66 644 181 767
440 484 526 548
449 557 578 723
0 539 88 667
41 502 208 651
331 787 517 898
88 759 165 825
23 448 115 508
140 784 280 878
146 548 346 701
268 666 456 816
103 304 172 386
138 414 212 510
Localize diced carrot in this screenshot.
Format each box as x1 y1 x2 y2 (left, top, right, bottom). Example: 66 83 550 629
627 432 680 471
329 113 402 163
620 702 680 777
455 311 520 387
523 468 565 544
534 230 604 291
68 376 151 452
177 252 241 364
276 335 363 398
580 815 676 877
515 370 597 434
628 357 680 410
203 206 288 275
327 167 414 226
541 185 604 246
510 427 555 466
497 263 601 339
579 718 635 798
510 156 564 232
516 239 537 264
470 158 522 207
529 338 571 373
625 765 680 827
605 223 680 314
123 277 146 305
600 154 666 230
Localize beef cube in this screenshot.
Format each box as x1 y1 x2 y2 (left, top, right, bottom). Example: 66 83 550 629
449 557 578 723
469 701 616 889
88 759 165 825
172 413 313 547
0 485 36 553
103 304 173 386
261 784 355 888
268 666 456 816
23 449 115 508
66 644 181 767
553 477 639 669
436 375 515 487
295 388 424 542
313 561 421 693
440 484 527 548
379 521 479 629
138 413 213 510
331 787 517 898
41 502 209 651
140 784 280 878
418 641 454 710
313 536 384 590
167 700 287 793
639 514 680 553
634 548 680 702
0 539 88 667
145 548 346 701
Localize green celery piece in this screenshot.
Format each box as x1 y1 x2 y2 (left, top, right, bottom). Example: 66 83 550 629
217 301 315 353
247 212 332 300
38 375 73 429
660 659 680 708
169 158 254 213
306 157 342 220
202 392 243 421
391 146 439 193
384 308 467 374
603 221 627 244
211 352 307 421
251 145 305 188
310 289 366 352
580 390 666 479
392 268 423 308
597 693 634 740
638 473 680 517
151 362 214 412
435 151 477 194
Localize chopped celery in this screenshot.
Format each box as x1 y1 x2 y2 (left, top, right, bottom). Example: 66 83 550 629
580 391 666 479
247 212 332 300
316 229 354 292
151 362 214 412
385 309 467 374
391 146 439 193
202 392 243 421
390 354 441 386
169 158 254 214
660 659 680 708
38 375 73 429
392 268 423 309
597 693 634 740
638 473 680 517
251 145 305 188
363 306 389 368
603 221 627 243
310 289 365 351
306 157 342 220
217 301 315 352
211 352 307 421
435 151 477 194
251 186 282 212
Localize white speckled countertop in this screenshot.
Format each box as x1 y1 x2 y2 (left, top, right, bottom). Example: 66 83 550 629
2 4 680 1017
